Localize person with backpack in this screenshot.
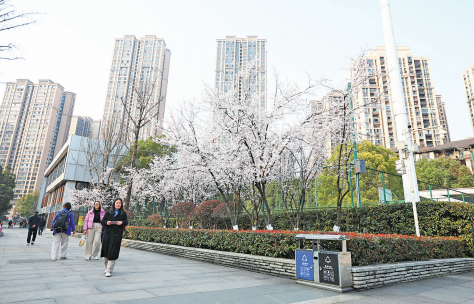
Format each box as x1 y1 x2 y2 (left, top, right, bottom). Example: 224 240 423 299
101 198 128 277
38 217 46 235
50 202 75 261
83 201 105 260
27 211 40 245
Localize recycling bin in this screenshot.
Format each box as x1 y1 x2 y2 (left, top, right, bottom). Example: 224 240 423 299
294 234 352 292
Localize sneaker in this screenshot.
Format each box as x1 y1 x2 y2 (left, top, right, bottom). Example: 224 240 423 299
105 272 111 277
31 242 34 245
59 257 67 260
26 243 30 246
85 257 90 261
94 256 99 260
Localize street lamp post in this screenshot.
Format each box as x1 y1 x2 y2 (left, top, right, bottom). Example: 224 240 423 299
380 0 421 236
402 129 420 237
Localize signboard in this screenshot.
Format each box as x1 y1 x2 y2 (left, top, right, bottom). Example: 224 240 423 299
355 159 366 174
296 249 314 281
318 251 339 285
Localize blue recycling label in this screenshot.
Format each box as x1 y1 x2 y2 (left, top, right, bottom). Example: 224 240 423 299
296 250 314 281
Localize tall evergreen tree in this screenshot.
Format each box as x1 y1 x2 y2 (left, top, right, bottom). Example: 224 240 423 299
0 165 15 217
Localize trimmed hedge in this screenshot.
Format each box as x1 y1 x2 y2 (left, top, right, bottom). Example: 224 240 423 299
124 226 466 266
129 202 474 254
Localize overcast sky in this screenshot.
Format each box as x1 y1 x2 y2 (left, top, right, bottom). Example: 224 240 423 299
0 0 472 140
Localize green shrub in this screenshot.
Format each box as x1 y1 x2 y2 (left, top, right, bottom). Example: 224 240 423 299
124 226 466 266
127 202 474 254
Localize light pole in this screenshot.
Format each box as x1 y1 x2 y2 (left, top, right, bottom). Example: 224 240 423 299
401 128 420 237
380 0 421 236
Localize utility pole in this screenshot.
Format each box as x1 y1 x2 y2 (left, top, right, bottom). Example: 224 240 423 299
380 0 420 236
348 82 361 208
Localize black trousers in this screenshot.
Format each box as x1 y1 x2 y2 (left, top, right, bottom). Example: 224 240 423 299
27 228 37 243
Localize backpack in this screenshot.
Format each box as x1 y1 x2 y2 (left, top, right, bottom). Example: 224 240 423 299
53 210 71 232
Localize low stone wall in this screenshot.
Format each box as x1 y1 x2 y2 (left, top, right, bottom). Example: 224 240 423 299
352 258 474 290
110 238 474 290
120 239 296 279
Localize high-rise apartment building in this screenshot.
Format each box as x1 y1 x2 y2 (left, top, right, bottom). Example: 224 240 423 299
90 120 101 139
68 116 93 138
0 79 75 200
308 100 323 113
215 36 267 109
101 35 170 141
436 95 450 143
462 65 474 135
308 91 345 155
355 46 445 149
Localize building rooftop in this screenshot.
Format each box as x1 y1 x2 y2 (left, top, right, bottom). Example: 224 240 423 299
418 137 474 153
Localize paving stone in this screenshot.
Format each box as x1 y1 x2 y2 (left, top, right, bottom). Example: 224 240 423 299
1 225 474 304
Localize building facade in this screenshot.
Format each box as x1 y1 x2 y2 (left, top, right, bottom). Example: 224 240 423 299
68 116 92 138
215 36 267 109
436 95 451 143
355 46 445 149
101 35 170 141
0 79 75 202
462 65 474 136
90 120 101 139
37 135 125 227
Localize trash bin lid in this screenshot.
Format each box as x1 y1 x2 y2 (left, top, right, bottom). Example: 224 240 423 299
294 234 349 241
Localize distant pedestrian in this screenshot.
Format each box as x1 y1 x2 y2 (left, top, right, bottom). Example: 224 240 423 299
8 220 12 228
38 217 46 235
83 201 105 260
101 198 128 277
27 211 40 245
50 202 76 261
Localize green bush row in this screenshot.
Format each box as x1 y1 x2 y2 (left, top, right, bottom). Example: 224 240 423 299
129 202 474 254
124 227 467 266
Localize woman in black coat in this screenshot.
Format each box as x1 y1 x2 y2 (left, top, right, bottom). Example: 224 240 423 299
101 198 128 277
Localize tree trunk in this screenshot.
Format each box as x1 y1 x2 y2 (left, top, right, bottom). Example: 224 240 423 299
255 181 272 228
124 129 140 210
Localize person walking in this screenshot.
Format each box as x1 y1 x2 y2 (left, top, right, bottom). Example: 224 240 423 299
8 220 12 228
27 211 40 245
38 217 46 235
50 202 75 261
101 198 128 277
83 201 105 260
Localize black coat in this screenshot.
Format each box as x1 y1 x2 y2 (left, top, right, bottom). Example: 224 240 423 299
28 215 40 228
38 218 46 228
100 211 128 260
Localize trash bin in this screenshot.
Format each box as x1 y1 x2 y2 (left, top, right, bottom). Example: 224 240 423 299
294 234 352 292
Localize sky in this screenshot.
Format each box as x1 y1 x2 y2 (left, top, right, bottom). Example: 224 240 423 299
0 0 473 140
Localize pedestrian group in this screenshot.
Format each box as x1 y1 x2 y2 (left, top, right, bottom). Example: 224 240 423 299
23 198 128 278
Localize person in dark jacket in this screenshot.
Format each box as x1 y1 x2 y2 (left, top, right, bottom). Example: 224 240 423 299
27 211 40 245
38 217 46 235
101 198 128 277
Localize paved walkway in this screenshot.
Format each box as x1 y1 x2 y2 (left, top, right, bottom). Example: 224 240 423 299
1 226 474 304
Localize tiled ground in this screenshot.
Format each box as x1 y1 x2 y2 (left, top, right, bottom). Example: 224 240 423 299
1 225 473 303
